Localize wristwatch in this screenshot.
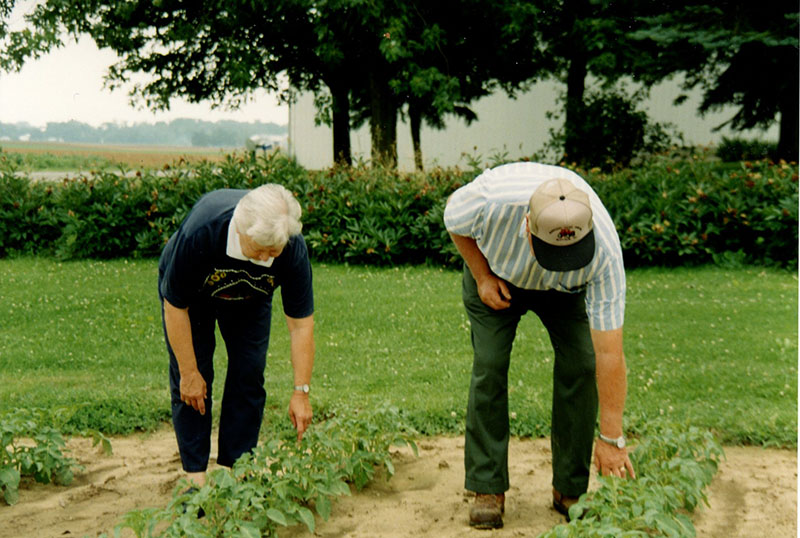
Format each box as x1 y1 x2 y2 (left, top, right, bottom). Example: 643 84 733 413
294 384 310 394
598 433 626 449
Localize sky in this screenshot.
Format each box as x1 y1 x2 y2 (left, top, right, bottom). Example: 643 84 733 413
0 3 289 128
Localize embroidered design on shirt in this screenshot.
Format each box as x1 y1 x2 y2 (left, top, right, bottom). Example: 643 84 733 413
202 268 276 300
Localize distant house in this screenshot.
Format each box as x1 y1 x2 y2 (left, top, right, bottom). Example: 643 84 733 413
287 77 779 171
245 134 287 156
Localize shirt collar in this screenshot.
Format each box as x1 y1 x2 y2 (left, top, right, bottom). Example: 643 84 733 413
227 221 274 267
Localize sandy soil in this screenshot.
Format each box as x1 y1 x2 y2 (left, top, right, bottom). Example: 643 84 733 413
1 427 795 538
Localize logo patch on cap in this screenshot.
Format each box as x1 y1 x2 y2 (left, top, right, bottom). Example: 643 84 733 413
528 178 596 271
555 227 578 241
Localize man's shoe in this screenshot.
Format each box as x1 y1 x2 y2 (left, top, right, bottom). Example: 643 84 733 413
469 493 505 529
552 488 581 522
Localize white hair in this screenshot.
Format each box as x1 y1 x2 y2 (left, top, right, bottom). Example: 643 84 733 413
232 184 302 248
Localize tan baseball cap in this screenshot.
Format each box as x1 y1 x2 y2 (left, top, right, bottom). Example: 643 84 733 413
528 178 595 271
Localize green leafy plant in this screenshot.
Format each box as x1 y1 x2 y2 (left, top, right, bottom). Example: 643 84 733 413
546 87 683 171
541 421 724 537
586 153 798 268
0 162 63 257
4 149 795 268
0 409 88 505
115 405 417 537
716 137 779 162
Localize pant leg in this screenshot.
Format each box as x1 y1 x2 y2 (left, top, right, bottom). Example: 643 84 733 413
161 298 217 473
215 299 271 467
532 289 597 497
462 266 522 494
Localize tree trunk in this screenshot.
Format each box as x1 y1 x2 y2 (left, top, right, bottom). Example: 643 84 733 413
329 80 352 166
369 70 398 169
564 57 588 162
776 71 799 162
562 0 589 163
409 102 423 171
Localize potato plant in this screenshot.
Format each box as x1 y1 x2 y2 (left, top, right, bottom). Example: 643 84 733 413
0 409 87 505
115 405 418 537
542 422 724 537
3 401 723 536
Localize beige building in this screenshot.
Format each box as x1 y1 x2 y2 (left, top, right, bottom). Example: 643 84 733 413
287 77 779 172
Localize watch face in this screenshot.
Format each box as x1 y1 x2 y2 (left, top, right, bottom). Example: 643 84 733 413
616 437 625 448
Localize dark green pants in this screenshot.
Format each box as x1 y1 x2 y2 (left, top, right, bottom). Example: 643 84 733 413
462 266 598 497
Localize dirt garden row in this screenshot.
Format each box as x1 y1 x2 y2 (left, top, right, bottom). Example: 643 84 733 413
1 427 796 537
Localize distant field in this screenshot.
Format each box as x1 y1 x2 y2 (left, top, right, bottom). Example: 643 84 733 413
1 140 236 170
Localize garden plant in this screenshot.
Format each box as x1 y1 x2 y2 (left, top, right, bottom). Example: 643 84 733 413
0 408 110 506
115 405 417 537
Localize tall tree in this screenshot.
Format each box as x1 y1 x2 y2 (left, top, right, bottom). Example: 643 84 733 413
630 2 799 161
0 0 375 166
358 0 549 170
298 0 370 166
0 1 550 169
536 0 669 164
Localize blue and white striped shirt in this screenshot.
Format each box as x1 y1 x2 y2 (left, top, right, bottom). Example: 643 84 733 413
444 162 625 331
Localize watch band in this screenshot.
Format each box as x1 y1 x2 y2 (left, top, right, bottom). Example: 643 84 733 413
294 384 310 394
598 433 626 449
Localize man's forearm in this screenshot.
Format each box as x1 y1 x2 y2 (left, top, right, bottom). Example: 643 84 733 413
596 354 627 437
591 328 627 437
449 233 491 281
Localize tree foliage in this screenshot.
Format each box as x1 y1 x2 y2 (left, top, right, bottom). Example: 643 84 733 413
545 87 681 170
1 0 548 169
630 1 799 161
362 0 549 169
2 1 794 168
0 1 12 38
1 0 361 163
0 119 285 146
534 0 672 166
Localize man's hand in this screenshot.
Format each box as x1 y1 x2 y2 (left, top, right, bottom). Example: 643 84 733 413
476 273 512 310
179 369 207 415
448 233 511 310
594 440 636 479
289 392 313 441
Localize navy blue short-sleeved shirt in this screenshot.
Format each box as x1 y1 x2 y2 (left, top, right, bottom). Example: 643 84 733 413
158 189 314 319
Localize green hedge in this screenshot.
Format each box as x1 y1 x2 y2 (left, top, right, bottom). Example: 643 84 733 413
587 157 798 268
1 151 797 268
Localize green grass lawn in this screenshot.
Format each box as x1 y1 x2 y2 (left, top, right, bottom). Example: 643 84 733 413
0 258 796 446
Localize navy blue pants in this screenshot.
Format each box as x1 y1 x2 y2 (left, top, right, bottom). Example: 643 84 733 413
160 295 272 472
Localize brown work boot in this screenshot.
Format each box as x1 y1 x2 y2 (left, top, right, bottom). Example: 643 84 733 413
552 488 582 522
469 493 505 529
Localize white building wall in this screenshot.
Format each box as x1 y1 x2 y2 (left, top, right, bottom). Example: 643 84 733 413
288 78 779 172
